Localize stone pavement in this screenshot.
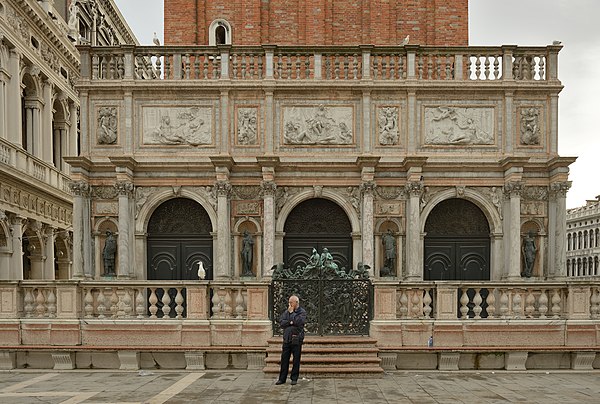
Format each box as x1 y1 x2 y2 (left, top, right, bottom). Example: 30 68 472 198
0 369 599 403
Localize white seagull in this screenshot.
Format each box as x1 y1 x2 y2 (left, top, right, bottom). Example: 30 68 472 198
401 35 410 46
197 261 206 280
153 32 161 46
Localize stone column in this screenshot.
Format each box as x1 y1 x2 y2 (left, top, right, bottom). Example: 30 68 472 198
115 181 134 279
362 90 371 152
405 181 423 280
69 181 91 279
42 81 53 163
0 70 7 139
42 225 56 280
264 90 274 154
504 91 514 153
360 181 376 274
67 101 78 174
8 214 25 280
549 181 571 279
261 180 276 278
504 181 523 279
215 180 232 278
123 91 133 154
7 50 22 146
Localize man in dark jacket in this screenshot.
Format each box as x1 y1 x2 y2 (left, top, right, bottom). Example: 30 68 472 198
276 295 307 385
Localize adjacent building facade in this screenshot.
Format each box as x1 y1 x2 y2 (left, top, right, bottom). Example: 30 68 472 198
1 1 598 372
567 196 600 277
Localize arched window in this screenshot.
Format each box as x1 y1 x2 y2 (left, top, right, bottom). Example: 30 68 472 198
584 230 588 248
567 233 572 251
209 20 232 46
567 260 571 276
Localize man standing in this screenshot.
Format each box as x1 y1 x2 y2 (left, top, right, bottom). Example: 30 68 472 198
276 295 307 385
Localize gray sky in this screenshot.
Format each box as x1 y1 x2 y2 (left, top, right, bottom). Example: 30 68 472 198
113 0 599 209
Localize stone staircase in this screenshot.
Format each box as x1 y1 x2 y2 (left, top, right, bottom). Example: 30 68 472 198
263 336 384 378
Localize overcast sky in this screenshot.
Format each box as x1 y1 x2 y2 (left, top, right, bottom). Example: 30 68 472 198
113 0 599 209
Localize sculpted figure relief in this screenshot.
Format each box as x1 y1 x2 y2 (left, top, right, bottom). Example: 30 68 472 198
522 231 537 277
425 106 494 145
102 230 117 276
283 105 353 145
144 107 212 146
520 107 541 145
241 230 254 276
378 107 399 145
97 107 118 144
237 108 258 145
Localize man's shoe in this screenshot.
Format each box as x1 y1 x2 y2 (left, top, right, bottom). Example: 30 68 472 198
291 380 297 385
275 380 285 385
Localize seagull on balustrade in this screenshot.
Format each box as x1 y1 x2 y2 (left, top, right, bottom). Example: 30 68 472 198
401 35 410 45
197 261 206 280
153 32 161 46
552 40 562 45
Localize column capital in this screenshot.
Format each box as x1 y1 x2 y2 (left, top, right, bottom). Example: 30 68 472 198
503 181 524 197
261 180 277 197
359 181 376 196
69 180 91 197
404 180 424 197
114 180 134 197
549 181 572 198
215 180 232 197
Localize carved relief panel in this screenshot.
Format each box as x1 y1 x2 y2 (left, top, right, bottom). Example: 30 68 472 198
377 106 401 146
96 106 118 145
281 104 354 146
235 106 259 146
518 106 545 147
142 106 214 146
423 106 495 146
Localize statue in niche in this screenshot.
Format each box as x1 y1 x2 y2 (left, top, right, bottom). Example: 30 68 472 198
103 230 117 276
67 1 78 38
380 229 397 277
520 108 540 145
97 107 117 144
241 230 254 276
378 107 399 145
425 106 493 145
522 231 537 278
237 108 257 145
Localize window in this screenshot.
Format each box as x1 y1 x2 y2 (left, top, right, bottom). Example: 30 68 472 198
209 20 232 46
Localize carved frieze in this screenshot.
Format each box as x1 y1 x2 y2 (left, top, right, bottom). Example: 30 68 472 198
261 181 277 197
283 104 353 145
375 201 404 217
523 186 549 201
233 200 262 216
215 181 232 197
93 201 118 216
0 181 71 226
375 186 405 200
233 186 262 200
114 181 134 197
520 107 542 145
143 106 213 146
424 106 494 145
97 107 118 145
92 186 118 200
378 106 399 146
521 201 546 217
236 107 258 145
275 186 297 218
504 181 524 197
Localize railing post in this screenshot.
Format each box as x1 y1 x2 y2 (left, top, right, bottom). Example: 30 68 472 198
454 53 463 80
314 52 322 80
547 44 561 81
121 45 135 80
186 284 209 319
173 52 182 79
502 45 517 81
219 45 231 79
373 283 397 320
405 45 418 80
436 285 458 319
56 283 81 319
360 45 372 79
78 45 91 79
263 45 275 79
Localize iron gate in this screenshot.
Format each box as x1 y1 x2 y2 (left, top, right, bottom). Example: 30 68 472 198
270 278 373 336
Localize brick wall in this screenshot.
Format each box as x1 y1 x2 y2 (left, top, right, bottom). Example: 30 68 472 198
164 0 468 46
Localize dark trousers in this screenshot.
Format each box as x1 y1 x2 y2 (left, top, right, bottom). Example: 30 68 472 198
278 341 302 382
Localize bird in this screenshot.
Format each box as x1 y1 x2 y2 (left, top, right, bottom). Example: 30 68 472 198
197 261 206 280
401 35 410 45
153 32 161 46
552 40 562 45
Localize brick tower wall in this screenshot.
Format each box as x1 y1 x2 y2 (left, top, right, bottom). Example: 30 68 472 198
164 0 468 46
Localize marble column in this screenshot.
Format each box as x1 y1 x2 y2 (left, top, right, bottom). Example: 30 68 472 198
215 180 232 278
360 181 376 274
7 50 22 146
549 181 571 279
405 181 423 280
0 73 7 139
69 181 91 279
42 81 54 163
8 214 25 280
115 181 134 279
68 102 78 173
504 181 523 279
42 225 56 280
261 181 276 277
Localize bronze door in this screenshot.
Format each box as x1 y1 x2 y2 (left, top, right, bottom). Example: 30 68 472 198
147 236 213 280
424 238 489 281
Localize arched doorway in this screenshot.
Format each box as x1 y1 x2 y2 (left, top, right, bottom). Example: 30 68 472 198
283 198 352 271
147 198 213 280
424 198 490 281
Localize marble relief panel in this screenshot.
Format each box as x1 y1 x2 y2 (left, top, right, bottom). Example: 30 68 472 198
142 106 213 146
518 106 544 147
96 106 118 145
423 106 495 145
377 106 400 146
235 106 259 146
282 104 354 146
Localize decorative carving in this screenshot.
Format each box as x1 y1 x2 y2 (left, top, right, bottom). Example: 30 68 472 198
523 186 549 201
520 107 541 145
549 181 572 198
275 186 295 218
69 181 91 197
521 201 546 216
380 229 397 277
359 181 376 196
215 180 232 197
97 107 118 145
237 108 258 145
420 186 431 211
114 181 134 197
487 187 503 219
456 186 466 198
135 187 158 218
233 185 261 200
504 181 524 197
92 186 118 200
346 186 360 214
261 181 277 197
283 105 353 145
378 107 399 145
233 201 262 216
143 107 212 146
313 185 323 198
425 106 494 145
405 181 424 197
375 201 403 217
376 186 404 200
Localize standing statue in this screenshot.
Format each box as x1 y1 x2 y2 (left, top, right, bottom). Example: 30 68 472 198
241 230 254 276
381 229 396 276
522 231 537 278
103 230 117 276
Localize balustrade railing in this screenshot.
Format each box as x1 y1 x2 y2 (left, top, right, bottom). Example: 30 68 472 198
79 44 560 83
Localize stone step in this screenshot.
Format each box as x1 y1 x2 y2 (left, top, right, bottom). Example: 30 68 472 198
264 365 384 377
266 346 379 355
265 355 381 365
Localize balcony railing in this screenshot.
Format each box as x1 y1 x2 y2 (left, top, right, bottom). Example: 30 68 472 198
78 44 561 83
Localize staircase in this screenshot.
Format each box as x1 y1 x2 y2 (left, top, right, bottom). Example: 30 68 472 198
264 336 384 378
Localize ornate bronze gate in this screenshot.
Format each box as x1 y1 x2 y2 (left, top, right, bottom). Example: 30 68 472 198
269 249 373 336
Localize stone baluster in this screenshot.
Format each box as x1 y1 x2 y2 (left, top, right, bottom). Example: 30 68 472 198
486 288 496 318
538 289 548 319
551 289 562 318
148 288 158 318
35 289 46 317
250 54 256 78
47 289 56 318
24 289 35 318
136 288 145 319
459 288 469 319
512 290 522 318
473 288 483 319
423 289 432 318
398 289 408 318
499 289 509 318
110 288 119 318
525 289 535 318
410 289 420 318
235 289 244 319
97 288 106 318
161 289 171 319
175 288 184 319
83 289 94 318
224 289 233 318
123 289 133 317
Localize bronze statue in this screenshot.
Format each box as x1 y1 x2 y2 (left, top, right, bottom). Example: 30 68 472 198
241 230 254 276
103 230 117 276
381 229 396 276
522 231 537 277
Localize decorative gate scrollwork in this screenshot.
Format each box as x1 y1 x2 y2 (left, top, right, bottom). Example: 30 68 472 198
269 248 373 336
